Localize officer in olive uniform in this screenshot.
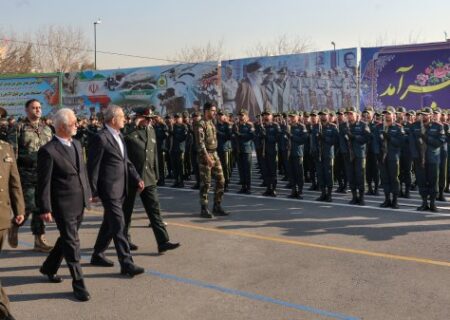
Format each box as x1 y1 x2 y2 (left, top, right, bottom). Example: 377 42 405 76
342 107 371 205
190 111 202 189
233 109 255 194
0 140 25 320
194 102 228 218
169 113 188 188
8 99 53 252
287 111 308 198
374 106 404 209
261 110 281 197
123 107 180 253
153 114 169 186
312 108 339 202
410 107 446 212
216 109 233 192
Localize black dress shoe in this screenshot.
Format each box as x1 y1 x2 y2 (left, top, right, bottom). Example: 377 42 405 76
90 255 114 267
121 264 145 277
73 280 90 302
129 242 138 251
158 242 181 253
40 267 63 283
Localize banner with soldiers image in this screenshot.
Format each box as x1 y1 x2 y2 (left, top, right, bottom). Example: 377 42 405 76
360 42 450 111
0 74 60 117
61 62 219 117
221 48 358 119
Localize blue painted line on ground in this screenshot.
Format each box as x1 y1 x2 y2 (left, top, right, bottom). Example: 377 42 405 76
18 241 360 320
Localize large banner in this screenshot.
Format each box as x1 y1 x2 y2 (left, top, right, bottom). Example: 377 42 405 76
360 43 450 110
0 74 60 116
62 62 219 117
221 48 358 118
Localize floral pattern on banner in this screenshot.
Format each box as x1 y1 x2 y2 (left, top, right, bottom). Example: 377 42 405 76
415 61 450 86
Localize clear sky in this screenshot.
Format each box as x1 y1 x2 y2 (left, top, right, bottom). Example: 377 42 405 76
1 0 449 69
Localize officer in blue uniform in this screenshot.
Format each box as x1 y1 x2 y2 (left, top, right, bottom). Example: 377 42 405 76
169 113 188 188
216 109 232 192
287 111 308 198
261 110 281 197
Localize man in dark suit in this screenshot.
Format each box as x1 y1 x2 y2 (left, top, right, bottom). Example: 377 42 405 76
123 107 180 253
37 108 91 301
88 105 145 277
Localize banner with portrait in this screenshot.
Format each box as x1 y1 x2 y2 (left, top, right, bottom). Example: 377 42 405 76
360 43 450 111
61 62 219 117
0 74 60 116
221 48 358 119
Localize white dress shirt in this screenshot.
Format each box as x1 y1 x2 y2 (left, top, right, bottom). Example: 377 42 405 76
105 124 124 157
55 135 72 147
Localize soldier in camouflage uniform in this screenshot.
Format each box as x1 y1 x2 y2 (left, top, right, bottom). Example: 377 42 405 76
8 99 53 252
194 102 228 218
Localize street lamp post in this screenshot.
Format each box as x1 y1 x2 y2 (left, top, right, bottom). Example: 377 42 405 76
94 18 101 70
331 41 336 51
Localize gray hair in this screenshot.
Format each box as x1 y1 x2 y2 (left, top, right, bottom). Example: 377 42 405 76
52 108 75 129
103 105 123 123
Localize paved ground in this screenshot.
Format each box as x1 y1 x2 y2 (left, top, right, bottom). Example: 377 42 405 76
2 165 450 320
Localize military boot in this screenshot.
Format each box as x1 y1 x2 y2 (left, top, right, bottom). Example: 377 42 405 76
288 188 299 199
316 189 326 201
349 190 358 204
380 193 391 208
324 187 332 202
358 189 365 206
391 194 399 209
374 184 380 196
200 205 214 218
437 188 446 201
429 197 439 212
213 203 229 216
417 196 429 211
34 235 53 253
404 184 411 198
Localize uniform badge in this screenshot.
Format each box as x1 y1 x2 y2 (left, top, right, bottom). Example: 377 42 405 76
151 138 156 143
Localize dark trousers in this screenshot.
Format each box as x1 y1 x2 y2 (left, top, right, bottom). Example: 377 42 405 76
380 157 400 194
42 212 84 281
93 198 133 268
191 150 200 185
0 230 11 318
289 155 304 191
345 156 365 191
184 148 192 178
280 150 290 177
439 152 447 190
157 149 166 183
335 152 347 189
165 152 172 177
171 151 184 184
123 185 169 246
399 154 412 188
417 160 439 197
238 153 252 188
218 150 231 187
264 153 278 189
316 157 333 188
366 152 379 190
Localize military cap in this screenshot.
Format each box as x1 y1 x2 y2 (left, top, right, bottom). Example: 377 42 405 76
396 106 407 113
277 67 288 74
228 112 234 117
374 110 381 116
164 114 172 119
364 106 374 112
288 111 298 117
134 107 154 118
309 109 318 116
303 111 310 117
273 113 281 117
329 110 336 117
433 107 442 114
238 109 248 116
336 107 346 115
263 67 275 74
173 113 182 118
346 106 357 113
261 110 272 116
383 106 396 114
406 110 416 116
182 111 190 118
191 111 201 117
421 107 433 115
217 109 225 115
318 108 330 115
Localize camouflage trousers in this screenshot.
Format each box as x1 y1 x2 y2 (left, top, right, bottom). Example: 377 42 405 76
19 185 46 235
199 151 225 206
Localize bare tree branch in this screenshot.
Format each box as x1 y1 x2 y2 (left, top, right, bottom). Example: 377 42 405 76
246 34 315 57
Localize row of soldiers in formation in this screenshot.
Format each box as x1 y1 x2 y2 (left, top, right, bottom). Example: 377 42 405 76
107 105 447 213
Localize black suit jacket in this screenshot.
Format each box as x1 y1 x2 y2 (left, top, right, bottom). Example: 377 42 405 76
88 128 141 200
37 137 91 216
